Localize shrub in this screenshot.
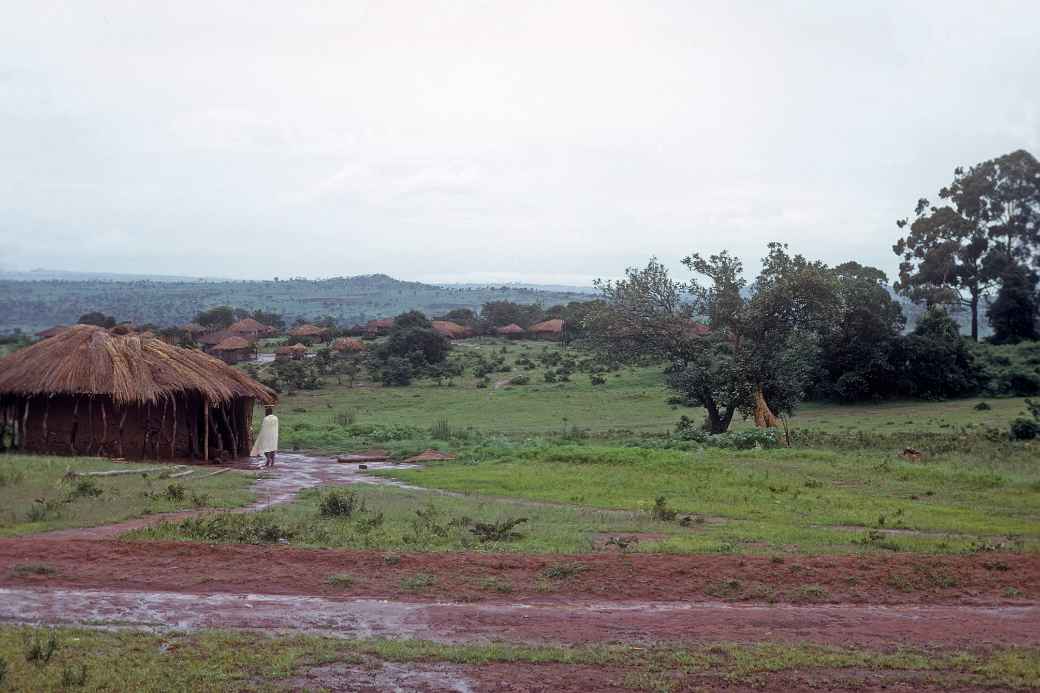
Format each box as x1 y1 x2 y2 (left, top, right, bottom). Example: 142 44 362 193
325 573 355 587
508 374 530 386
400 573 436 591
11 563 57 577
469 517 528 542
590 374 607 386
61 664 88 688
430 419 453 440
333 409 358 427
66 476 103 500
318 489 360 518
650 496 677 521
24 631 59 666
542 562 588 579
164 513 294 544
974 401 992 411
1009 417 1040 440
380 357 413 386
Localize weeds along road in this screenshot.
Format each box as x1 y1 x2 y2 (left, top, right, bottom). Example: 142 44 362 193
1 454 1038 651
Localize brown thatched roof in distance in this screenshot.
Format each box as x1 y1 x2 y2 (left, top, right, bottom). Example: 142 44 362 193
228 318 274 334
197 330 233 346
181 322 207 334
0 325 275 405
289 324 327 337
289 343 308 353
431 320 467 338
332 337 366 352
496 323 525 335
212 336 253 351
529 319 564 334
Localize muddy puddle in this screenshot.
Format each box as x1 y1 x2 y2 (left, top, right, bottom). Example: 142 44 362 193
2 587 1037 647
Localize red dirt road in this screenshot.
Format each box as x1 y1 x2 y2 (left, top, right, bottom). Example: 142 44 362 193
1 539 1035 606
1 540 1039 649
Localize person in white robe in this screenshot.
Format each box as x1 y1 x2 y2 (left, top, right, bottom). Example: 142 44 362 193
251 405 279 467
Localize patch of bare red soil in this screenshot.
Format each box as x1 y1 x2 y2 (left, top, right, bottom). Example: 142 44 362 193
0 540 1035 607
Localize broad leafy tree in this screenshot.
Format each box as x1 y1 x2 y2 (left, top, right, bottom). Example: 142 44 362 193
814 263 906 401
987 262 1039 343
893 150 1040 340
589 246 839 433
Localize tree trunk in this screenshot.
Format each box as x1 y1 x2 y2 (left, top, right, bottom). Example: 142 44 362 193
753 386 781 428
970 291 979 341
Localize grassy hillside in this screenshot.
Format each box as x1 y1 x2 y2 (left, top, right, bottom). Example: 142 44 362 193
0 274 590 333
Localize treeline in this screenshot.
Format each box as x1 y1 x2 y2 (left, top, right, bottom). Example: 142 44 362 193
587 149 1040 433
0 273 590 334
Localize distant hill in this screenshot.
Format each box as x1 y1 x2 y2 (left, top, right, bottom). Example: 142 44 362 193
0 273 593 333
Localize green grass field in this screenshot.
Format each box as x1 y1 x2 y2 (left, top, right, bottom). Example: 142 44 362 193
0 626 1035 691
268 339 1035 454
0 455 256 537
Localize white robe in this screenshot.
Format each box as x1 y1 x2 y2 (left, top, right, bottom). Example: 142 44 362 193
250 414 279 456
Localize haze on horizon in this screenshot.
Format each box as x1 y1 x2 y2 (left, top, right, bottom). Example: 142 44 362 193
2 1 1038 286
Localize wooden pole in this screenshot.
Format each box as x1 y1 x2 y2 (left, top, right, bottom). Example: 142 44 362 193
170 395 178 459
203 398 209 462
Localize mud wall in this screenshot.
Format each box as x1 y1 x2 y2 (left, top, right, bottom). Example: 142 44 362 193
0 393 255 460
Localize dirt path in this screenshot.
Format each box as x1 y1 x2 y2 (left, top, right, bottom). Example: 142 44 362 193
3 452 1039 691
32 453 423 540
2 586 1036 648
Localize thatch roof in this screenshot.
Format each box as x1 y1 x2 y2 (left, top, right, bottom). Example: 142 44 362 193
289 324 327 337
431 320 467 339
332 337 366 352
197 330 233 346
496 323 525 335
212 336 253 351
228 317 273 334
0 325 275 405
529 319 564 334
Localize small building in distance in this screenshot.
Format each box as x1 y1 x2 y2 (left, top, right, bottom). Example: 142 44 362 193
331 337 366 353
0 325 275 460
197 329 234 352
496 323 525 338
288 324 329 344
365 318 395 337
275 343 309 362
528 319 565 340
431 320 468 339
210 336 256 365
228 318 277 340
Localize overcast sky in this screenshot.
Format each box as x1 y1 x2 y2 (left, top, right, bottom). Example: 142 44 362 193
1 1 1038 286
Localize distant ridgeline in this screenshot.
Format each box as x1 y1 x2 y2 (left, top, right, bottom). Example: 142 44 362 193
0 273 591 333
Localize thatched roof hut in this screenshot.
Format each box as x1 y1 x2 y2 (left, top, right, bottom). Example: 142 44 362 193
275 343 309 361
496 323 525 338
197 329 234 349
528 319 565 340
431 320 467 339
288 324 329 343
211 336 256 364
0 325 275 461
228 317 276 339
365 318 395 337
331 337 366 353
